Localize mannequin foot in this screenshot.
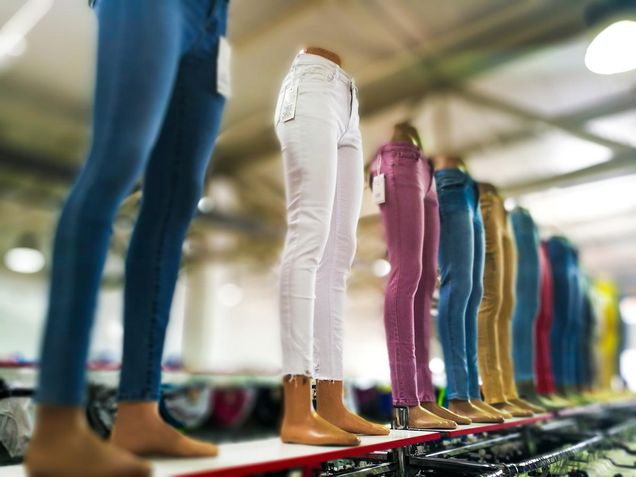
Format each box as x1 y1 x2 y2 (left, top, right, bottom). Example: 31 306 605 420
407 405 457 429
111 401 218 457
536 394 564 411
510 397 544 414
517 380 548 409
448 400 503 423
546 393 571 408
281 411 361 446
492 401 533 417
316 380 389 435
26 406 151 477
420 401 471 425
281 375 360 446
472 399 512 419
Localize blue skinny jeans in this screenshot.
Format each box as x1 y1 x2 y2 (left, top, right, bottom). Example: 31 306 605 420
37 0 228 405
435 169 484 401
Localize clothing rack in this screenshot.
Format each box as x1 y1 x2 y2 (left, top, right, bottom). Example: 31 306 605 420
3 401 636 476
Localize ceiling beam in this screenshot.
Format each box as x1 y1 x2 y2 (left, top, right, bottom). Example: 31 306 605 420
453 87 636 153
0 143 77 182
456 91 636 156
212 0 590 174
502 151 636 196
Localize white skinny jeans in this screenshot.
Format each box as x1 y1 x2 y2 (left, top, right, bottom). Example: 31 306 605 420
275 53 363 380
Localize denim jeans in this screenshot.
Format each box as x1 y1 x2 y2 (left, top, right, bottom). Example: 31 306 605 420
510 208 541 384
435 169 484 401
499 217 520 400
546 237 579 389
596 280 621 389
578 280 596 389
535 242 557 395
275 53 363 379
37 0 228 405
373 143 439 406
476 190 507 404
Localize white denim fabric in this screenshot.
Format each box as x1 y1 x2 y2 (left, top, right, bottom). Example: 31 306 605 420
275 53 363 380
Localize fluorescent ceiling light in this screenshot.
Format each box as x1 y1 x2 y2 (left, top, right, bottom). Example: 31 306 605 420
372 258 391 277
586 20 636 74
0 0 53 59
620 297 636 325
218 282 243 308
428 357 445 375
519 174 636 226
4 247 45 274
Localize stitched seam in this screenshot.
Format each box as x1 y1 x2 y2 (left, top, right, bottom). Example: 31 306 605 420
325 162 341 380
141 80 186 398
281 120 305 375
391 159 408 404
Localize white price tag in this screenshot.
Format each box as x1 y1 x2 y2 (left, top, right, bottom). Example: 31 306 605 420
372 174 386 205
217 36 231 98
280 81 299 123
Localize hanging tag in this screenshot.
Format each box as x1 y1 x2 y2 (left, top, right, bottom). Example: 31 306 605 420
217 36 231 98
372 174 386 205
280 80 299 123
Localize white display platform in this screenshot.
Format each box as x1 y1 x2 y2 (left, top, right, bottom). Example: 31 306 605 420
439 413 553 437
3 429 440 477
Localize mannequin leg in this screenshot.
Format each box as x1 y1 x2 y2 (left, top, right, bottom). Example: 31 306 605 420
547 240 571 393
281 376 360 446
436 174 499 424
314 143 387 435
111 47 228 457
417 185 466 426
535 243 558 397
464 201 502 422
377 155 454 429
476 199 507 406
500 222 519 402
28 1 190 474
436 199 473 403
501 225 540 415
510 212 544 411
315 381 389 434
274 61 360 445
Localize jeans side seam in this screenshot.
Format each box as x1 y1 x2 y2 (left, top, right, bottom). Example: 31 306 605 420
326 163 342 380
439 207 469 401
382 161 401 404
290 118 311 377
141 80 187 401
390 164 409 404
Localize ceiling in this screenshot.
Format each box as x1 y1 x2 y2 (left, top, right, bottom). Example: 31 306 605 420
1 0 635 294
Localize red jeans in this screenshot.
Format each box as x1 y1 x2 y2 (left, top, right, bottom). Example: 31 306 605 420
534 242 557 394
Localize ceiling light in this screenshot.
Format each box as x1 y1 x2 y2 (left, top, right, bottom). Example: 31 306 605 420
584 0 636 74
620 297 636 325
503 198 517 211
4 233 45 274
429 357 445 375
372 258 391 277
197 197 215 213
0 0 53 61
218 282 243 307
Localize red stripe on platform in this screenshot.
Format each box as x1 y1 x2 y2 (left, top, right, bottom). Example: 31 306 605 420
174 432 441 477
440 413 554 438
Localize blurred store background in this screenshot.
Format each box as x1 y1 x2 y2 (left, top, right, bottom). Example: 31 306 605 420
0 0 635 397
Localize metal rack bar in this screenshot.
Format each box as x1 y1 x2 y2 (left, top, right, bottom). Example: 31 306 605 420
504 435 604 475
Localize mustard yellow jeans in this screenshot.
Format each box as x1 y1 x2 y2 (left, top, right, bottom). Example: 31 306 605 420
477 191 519 403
